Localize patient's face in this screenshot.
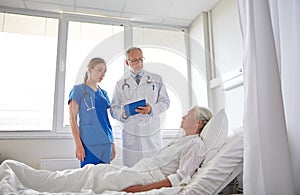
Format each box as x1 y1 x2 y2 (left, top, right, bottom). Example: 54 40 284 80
181 109 198 135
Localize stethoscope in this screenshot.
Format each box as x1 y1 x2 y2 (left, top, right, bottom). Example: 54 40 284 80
122 75 152 90
83 85 95 111
122 76 153 100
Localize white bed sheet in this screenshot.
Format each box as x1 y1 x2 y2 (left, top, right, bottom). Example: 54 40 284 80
0 160 168 195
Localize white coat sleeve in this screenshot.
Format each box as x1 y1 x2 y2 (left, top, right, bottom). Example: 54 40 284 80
151 76 170 115
167 140 205 186
110 82 125 122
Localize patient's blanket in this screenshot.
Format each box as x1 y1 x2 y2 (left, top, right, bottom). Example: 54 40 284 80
0 159 170 194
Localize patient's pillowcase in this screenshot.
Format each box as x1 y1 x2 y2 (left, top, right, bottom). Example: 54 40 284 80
200 109 228 165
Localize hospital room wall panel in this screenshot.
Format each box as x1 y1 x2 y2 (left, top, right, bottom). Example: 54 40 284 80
189 13 210 108
204 0 243 134
188 0 243 131
0 137 124 168
0 136 174 168
210 0 243 75
0 139 75 169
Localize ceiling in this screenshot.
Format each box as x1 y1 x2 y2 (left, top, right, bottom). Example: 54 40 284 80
0 0 219 27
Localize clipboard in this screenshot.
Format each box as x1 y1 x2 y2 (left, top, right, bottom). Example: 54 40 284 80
124 99 146 116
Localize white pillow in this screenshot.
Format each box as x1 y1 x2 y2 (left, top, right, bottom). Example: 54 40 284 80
200 109 228 164
182 130 243 195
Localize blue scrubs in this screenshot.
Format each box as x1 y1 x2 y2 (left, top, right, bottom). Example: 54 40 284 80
68 84 114 167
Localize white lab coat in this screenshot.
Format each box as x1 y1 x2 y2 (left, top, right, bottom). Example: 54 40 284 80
110 70 170 167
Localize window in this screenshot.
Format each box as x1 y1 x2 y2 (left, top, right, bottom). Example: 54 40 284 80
63 21 124 131
0 10 203 137
0 12 58 131
133 27 189 130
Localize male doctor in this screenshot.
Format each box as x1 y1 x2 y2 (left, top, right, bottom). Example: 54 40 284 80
110 47 170 167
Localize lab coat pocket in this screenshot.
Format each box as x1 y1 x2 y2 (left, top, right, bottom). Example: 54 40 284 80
80 124 110 145
145 84 158 103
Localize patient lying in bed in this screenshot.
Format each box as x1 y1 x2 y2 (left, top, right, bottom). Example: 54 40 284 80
0 106 228 194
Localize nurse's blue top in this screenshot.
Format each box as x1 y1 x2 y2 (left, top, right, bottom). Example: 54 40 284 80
68 84 114 145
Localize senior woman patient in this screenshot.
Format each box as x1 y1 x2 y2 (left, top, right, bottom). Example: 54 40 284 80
0 106 212 194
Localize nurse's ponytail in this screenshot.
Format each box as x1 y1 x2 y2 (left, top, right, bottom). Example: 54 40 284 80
84 71 88 84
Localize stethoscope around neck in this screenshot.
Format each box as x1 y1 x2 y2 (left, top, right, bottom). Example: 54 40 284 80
122 76 152 100
122 75 152 90
83 84 95 111
82 84 109 111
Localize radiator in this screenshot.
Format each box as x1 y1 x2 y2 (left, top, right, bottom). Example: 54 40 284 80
40 158 80 171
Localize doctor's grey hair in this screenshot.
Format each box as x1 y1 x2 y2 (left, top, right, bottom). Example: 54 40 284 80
84 57 106 84
125 47 143 59
193 106 212 133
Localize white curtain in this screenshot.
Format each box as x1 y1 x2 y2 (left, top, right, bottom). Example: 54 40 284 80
238 0 299 194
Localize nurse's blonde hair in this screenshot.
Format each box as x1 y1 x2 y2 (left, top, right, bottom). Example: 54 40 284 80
84 57 106 84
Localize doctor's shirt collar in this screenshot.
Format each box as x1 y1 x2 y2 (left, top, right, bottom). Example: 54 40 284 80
130 69 144 78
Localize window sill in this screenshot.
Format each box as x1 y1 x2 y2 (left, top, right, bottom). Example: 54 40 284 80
0 129 184 140
0 131 73 140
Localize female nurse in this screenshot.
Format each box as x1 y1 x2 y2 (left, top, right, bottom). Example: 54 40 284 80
68 57 115 167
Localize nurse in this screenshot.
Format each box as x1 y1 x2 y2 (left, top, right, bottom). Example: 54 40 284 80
110 47 170 167
68 57 115 167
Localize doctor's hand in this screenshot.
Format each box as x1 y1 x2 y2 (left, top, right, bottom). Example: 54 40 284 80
122 111 128 119
136 103 151 115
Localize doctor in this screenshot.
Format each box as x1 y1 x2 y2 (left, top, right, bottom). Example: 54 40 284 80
110 47 170 167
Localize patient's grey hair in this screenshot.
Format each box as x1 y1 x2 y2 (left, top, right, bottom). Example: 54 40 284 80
193 106 213 133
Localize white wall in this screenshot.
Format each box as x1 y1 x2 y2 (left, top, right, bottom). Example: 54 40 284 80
189 14 210 108
0 138 123 169
0 139 74 169
211 0 243 133
211 0 243 74
189 0 244 134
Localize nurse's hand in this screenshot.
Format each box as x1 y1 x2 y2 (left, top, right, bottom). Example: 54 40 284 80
111 143 116 160
136 103 151 115
75 143 86 162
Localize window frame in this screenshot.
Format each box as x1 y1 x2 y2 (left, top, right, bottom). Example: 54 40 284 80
0 7 191 139
0 8 63 139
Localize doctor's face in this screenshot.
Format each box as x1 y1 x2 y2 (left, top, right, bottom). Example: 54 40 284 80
89 63 107 83
126 49 144 74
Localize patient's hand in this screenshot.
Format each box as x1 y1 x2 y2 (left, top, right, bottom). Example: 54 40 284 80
123 185 148 193
123 178 171 192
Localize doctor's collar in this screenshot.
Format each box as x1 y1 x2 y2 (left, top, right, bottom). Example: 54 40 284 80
130 69 144 78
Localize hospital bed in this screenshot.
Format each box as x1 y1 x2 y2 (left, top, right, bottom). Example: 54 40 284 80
135 110 244 195
106 110 244 195
0 110 243 195
106 127 244 195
